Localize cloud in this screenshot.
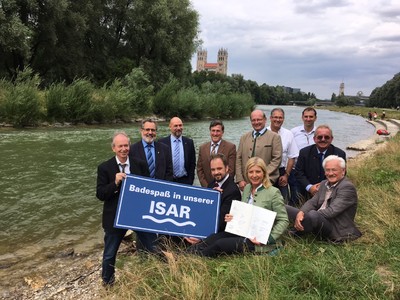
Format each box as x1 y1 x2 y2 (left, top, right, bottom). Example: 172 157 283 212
190 0 400 99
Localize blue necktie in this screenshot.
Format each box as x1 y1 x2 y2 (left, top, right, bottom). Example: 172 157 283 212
146 144 155 178
173 139 181 177
319 152 325 179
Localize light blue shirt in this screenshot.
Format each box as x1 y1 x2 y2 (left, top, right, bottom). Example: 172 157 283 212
141 139 155 166
170 135 187 177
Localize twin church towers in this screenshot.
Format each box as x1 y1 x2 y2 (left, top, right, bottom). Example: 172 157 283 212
196 48 228 75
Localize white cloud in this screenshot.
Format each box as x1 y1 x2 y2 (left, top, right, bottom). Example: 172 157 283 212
190 0 400 99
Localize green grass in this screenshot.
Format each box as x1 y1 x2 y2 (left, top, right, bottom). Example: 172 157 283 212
101 134 400 300
322 106 400 121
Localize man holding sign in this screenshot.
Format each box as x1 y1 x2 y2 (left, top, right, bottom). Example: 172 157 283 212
96 132 149 286
187 157 288 257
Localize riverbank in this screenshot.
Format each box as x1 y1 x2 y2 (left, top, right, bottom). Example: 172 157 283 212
3 119 399 300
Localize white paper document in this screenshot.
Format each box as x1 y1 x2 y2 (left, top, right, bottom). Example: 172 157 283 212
225 200 277 244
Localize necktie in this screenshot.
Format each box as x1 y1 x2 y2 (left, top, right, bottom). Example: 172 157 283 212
211 143 217 155
319 152 325 179
173 139 181 177
251 131 260 157
214 181 219 188
119 163 127 173
146 144 155 178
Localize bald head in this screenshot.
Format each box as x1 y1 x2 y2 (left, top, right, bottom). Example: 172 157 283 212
169 117 183 138
250 110 267 132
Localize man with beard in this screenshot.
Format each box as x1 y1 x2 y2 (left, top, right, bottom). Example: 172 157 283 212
129 119 173 252
159 117 196 185
185 153 241 245
294 125 346 200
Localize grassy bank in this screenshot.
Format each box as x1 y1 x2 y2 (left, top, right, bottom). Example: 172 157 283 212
99 135 400 299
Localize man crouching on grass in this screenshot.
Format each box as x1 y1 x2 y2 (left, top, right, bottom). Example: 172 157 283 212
286 155 362 243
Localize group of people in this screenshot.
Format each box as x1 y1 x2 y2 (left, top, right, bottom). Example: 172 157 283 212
96 108 362 286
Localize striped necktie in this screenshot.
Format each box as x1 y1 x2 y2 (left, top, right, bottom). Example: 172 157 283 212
211 143 217 155
173 139 181 177
119 163 127 173
146 144 155 178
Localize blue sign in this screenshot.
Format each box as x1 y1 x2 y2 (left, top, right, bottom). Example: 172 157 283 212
114 175 221 238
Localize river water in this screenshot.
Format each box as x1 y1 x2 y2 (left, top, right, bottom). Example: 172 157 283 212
0 105 374 278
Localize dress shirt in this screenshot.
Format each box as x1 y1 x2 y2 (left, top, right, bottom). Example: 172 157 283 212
291 125 316 150
215 174 229 188
267 126 299 168
115 157 131 174
253 127 267 138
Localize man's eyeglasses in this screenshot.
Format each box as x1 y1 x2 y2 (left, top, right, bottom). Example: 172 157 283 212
142 128 156 132
316 135 331 141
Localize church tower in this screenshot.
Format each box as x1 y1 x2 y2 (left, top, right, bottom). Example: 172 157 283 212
217 48 228 75
196 48 228 74
196 49 207 72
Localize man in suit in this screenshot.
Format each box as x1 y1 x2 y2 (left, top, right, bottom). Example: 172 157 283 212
129 119 173 253
129 118 173 181
159 117 196 185
185 153 241 245
96 131 149 286
294 125 346 200
236 109 282 190
286 155 361 242
197 120 236 187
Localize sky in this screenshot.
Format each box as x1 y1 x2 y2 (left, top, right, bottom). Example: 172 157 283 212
190 0 400 100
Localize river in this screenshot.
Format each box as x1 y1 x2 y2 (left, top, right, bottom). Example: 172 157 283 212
0 105 374 280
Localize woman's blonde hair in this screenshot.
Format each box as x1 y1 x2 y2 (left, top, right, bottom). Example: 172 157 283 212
245 157 271 188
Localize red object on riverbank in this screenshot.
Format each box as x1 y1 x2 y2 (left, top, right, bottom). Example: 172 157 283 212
377 129 390 135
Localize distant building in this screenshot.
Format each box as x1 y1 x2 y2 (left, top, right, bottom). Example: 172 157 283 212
339 82 345 96
196 48 228 75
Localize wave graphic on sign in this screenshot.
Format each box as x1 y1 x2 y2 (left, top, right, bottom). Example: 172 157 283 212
142 215 196 227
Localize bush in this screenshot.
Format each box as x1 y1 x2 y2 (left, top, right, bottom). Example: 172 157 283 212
46 82 68 122
2 68 42 127
64 79 94 123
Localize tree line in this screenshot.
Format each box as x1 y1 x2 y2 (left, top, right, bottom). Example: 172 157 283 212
368 73 400 108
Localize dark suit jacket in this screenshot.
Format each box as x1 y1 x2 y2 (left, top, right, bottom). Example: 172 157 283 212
301 177 362 241
197 139 237 187
96 156 149 230
295 144 346 192
129 141 173 181
159 135 196 185
208 175 241 232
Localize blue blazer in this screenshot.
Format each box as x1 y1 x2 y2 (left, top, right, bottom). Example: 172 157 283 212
129 141 173 181
158 135 196 185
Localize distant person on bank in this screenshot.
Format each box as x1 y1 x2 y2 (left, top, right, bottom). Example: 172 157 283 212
286 155 362 242
96 132 149 286
187 157 288 257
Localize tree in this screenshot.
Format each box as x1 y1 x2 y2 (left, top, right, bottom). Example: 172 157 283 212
0 0 199 88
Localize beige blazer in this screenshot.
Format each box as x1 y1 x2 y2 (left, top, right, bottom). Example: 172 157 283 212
236 130 282 184
196 139 236 187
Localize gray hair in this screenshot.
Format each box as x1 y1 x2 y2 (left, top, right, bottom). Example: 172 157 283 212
323 155 346 169
270 107 285 117
111 131 130 147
